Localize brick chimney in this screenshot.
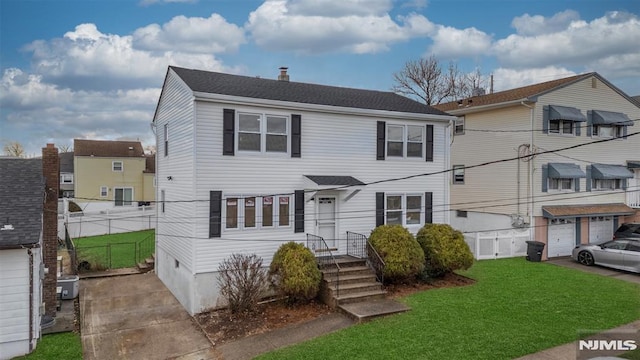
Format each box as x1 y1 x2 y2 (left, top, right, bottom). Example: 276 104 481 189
278 67 289 82
42 144 59 317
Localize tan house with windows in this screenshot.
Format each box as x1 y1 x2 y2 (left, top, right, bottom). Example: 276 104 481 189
73 139 155 212
435 72 640 260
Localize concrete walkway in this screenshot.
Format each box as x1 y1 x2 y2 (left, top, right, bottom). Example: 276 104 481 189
80 273 217 360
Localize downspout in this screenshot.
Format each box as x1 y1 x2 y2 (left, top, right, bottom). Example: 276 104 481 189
28 248 34 351
520 101 535 237
446 118 454 225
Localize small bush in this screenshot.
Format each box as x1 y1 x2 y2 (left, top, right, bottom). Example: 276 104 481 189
369 225 424 283
218 253 268 313
416 223 473 278
269 242 321 303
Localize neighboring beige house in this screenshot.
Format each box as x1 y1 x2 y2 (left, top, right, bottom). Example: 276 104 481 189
435 72 640 260
73 139 155 212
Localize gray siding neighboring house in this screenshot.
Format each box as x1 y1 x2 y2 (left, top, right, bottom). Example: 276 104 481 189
0 158 44 360
154 66 456 314
59 152 74 198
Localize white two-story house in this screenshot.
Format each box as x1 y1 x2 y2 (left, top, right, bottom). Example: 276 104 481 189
435 73 640 260
153 66 456 314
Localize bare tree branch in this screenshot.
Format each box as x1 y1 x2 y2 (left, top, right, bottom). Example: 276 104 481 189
3 141 26 157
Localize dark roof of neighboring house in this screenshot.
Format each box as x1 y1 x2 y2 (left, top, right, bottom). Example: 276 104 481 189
0 158 44 249
74 139 145 157
169 66 449 116
435 73 593 112
59 152 74 173
633 95 640 106
144 154 155 173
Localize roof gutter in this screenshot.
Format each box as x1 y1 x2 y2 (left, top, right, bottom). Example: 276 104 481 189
443 98 532 116
192 91 457 123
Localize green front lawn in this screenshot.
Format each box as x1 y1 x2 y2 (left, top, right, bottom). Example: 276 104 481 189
258 258 640 360
15 332 82 360
74 230 154 270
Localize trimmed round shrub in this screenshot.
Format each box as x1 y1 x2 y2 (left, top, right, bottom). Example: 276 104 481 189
269 242 321 302
416 223 473 278
369 225 424 283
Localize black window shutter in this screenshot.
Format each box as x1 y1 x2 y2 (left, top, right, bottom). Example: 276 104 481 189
209 191 222 238
426 125 434 162
223 109 235 156
291 114 301 158
294 190 304 233
376 121 385 160
541 165 548 193
425 192 433 224
375 192 385 227
542 105 549 134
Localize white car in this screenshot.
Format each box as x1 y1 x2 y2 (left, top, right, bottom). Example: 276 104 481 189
571 238 640 273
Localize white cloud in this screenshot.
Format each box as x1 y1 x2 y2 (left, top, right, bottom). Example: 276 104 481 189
491 66 576 92
23 23 232 91
133 13 246 53
246 0 433 54
511 10 580 36
429 25 492 58
493 11 640 69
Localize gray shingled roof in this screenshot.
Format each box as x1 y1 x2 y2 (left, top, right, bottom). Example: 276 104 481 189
0 158 44 248
59 152 74 173
170 66 448 116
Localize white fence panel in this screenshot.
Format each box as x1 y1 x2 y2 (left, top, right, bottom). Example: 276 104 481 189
58 207 155 239
465 229 531 260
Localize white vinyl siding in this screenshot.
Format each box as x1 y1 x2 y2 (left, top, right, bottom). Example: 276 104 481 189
0 250 31 356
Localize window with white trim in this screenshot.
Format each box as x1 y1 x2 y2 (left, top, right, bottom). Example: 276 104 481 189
453 165 465 184
225 195 291 230
114 187 133 206
592 179 622 190
164 123 169 156
100 186 108 197
237 113 289 153
112 161 123 172
385 194 423 226
60 174 73 184
454 116 464 135
548 178 574 191
549 120 574 135
387 125 423 158
161 190 165 214
593 125 623 139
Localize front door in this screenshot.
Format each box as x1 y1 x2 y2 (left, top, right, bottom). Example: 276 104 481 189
317 197 337 248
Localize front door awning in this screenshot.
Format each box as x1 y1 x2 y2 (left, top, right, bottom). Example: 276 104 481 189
549 105 587 122
304 175 365 188
548 163 586 178
591 164 634 179
591 110 634 126
542 203 635 219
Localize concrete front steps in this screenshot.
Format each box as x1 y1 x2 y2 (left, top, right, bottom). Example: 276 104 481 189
137 253 155 273
319 256 410 323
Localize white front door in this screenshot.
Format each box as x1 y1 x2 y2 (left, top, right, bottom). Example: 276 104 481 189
547 218 575 257
317 197 337 248
589 216 613 243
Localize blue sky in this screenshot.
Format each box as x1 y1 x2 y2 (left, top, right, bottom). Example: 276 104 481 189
1 0 639 155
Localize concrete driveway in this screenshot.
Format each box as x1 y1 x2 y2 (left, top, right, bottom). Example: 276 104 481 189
548 257 640 284
80 273 217 359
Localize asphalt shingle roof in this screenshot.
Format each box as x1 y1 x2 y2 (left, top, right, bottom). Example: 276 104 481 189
59 152 74 173
170 66 448 116
0 158 44 248
74 139 145 157
434 73 592 112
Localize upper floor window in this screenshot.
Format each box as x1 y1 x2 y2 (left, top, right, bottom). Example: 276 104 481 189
592 179 622 191
549 120 574 135
60 174 73 184
237 113 289 153
548 178 574 191
454 117 465 135
453 165 465 184
112 161 123 172
164 123 169 156
387 125 423 158
593 125 623 139
544 105 586 136
588 110 632 139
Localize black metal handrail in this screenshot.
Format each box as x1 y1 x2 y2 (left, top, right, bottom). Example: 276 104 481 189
367 241 385 284
307 233 341 298
346 231 367 258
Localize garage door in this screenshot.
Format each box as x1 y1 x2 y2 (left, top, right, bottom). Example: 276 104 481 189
589 216 613 243
548 218 575 257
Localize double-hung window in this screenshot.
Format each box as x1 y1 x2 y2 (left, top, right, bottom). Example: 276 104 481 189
592 179 622 190
385 194 423 226
593 125 623 139
454 117 465 135
453 165 465 184
60 174 73 184
225 195 290 229
549 120 574 135
237 113 289 153
112 161 123 172
548 178 574 191
387 125 423 158
164 123 169 156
